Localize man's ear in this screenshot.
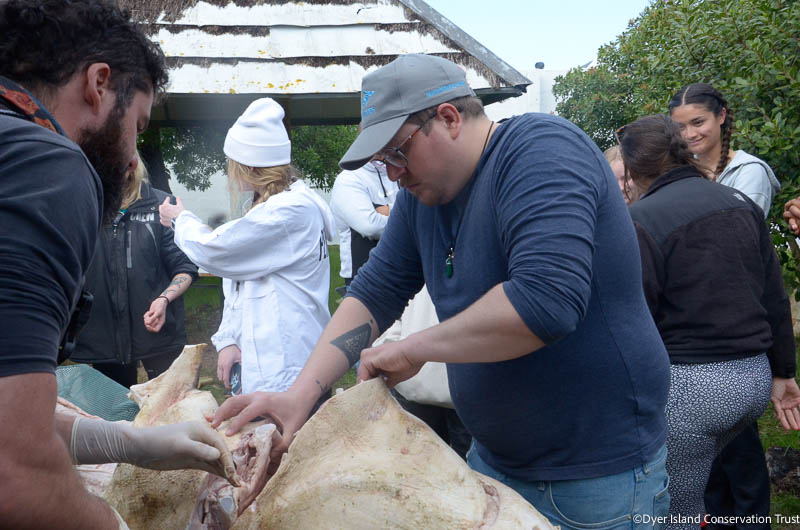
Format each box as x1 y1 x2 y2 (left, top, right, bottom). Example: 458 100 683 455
436 103 463 139
83 63 112 115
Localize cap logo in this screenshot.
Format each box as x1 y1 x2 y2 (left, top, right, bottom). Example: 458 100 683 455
426 81 466 98
361 90 376 118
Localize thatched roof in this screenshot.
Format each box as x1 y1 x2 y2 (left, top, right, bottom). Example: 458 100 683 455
119 0 531 127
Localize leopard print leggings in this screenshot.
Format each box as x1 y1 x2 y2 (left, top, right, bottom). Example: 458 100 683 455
665 354 772 530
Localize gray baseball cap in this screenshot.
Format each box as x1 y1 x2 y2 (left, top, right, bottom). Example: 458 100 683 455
339 54 476 170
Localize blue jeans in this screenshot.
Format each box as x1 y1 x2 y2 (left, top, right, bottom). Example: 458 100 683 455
467 443 670 530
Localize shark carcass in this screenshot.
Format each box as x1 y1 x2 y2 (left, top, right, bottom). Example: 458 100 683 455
96 345 555 529
103 344 276 529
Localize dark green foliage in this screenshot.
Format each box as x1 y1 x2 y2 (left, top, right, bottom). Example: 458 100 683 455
553 0 800 289
291 125 359 191
140 123 358 193
138 125 227 192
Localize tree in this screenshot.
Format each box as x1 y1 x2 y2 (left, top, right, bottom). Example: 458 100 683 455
552 0 800 289
552 59 639 151
138 126 227 193
139 124 358 194
291 124 359 191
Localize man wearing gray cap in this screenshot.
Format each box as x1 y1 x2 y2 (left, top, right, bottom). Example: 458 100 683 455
214 54 671 528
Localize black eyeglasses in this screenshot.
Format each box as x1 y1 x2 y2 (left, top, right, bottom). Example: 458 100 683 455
614 124 626 144
372 114 435 168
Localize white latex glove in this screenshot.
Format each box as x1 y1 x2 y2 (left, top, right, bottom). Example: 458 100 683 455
70 417 239 486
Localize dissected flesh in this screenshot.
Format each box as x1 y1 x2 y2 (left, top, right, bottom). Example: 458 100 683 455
100 344 554 529
103 345 275 530
232 378 556 530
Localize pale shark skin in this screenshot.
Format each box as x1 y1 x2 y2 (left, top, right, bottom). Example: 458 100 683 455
233 378 557 530
103 345 556 529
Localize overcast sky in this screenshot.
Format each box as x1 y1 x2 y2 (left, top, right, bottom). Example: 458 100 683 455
424 0 652 72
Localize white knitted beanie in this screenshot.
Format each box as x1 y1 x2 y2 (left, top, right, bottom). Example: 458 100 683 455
223 98 291 167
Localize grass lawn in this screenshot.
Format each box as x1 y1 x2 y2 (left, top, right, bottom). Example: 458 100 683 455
327 244 358 392
757 354 800 525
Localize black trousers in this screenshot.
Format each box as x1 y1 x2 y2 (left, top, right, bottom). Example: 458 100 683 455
704 421 771 530
93 352 180 388
391 389 471 460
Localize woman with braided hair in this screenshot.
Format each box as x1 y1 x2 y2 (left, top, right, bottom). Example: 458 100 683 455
669 83 780 218
620 114 800 529
670 83 781 529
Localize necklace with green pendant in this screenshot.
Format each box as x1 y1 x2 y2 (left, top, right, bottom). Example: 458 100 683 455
445 120 494 278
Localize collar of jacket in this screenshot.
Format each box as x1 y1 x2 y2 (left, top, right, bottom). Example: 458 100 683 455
640 165 706 200
127 182 167 213
0 75 65 136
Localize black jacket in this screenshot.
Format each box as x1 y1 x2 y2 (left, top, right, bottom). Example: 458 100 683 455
72 182 198 365
629 165 795 378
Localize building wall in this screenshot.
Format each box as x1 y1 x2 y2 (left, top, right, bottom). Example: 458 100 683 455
484 68 568 120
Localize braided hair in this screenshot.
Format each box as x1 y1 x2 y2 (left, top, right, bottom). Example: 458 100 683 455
617 114 701 195
669 83 733 179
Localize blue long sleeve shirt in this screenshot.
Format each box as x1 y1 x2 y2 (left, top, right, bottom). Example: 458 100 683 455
348 113 669 481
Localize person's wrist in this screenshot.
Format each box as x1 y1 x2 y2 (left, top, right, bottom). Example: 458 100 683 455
288 380 322 411
403 332 427 364
157 295 170 305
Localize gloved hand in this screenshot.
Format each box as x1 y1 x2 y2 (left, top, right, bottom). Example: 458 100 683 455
70 417 239 486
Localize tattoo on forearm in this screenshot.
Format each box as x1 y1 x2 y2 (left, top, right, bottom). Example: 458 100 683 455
161 275 190 297
169 276 189 287
315 379 330 397
330 323 372 367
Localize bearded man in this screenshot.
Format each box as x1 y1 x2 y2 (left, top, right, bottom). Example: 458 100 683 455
0 2 235 527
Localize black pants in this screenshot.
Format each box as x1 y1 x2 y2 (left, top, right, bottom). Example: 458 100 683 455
391 390 471 460
704 421 771 530
93 352 180 388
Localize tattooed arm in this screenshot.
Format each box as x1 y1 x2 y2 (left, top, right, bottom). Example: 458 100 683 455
143 273 193 333
211 297 380 443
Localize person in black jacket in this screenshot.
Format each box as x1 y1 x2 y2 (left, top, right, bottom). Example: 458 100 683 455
620 114 800 529
72 155 198 387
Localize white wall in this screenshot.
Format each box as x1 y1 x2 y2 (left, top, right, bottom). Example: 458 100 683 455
484 68 568 121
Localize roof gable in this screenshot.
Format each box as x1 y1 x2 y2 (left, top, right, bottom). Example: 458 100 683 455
120 0 530 126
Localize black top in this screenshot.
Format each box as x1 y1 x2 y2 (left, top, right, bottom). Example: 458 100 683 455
71 182 198 365
0 104 103 377
629 165 796 377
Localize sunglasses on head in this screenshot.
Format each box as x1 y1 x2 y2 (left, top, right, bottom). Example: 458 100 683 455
614 125 626 144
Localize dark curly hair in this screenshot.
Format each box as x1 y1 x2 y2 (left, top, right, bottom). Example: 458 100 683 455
0 0 168 107
668 83 732 179
618 114 701 192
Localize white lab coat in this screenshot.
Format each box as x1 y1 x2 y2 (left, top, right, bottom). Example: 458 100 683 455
173 179 335 393
330 163 398 279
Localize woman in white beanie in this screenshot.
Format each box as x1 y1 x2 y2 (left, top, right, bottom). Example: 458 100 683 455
159 98 336 400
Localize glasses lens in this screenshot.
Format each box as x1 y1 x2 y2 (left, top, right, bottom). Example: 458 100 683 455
380 151 406 168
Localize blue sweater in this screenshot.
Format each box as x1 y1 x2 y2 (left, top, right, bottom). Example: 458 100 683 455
348 113 669 481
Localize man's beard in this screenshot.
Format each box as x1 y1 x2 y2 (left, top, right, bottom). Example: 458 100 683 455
77 104 130 224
